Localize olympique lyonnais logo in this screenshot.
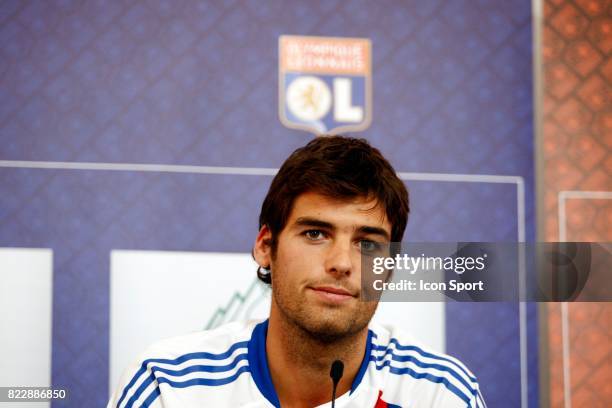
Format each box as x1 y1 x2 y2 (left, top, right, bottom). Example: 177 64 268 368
279 35 372 135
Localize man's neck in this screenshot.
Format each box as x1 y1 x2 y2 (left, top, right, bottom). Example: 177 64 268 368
266 308 369 408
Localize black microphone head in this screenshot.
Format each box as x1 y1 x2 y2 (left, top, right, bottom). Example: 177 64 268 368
330 360 344 383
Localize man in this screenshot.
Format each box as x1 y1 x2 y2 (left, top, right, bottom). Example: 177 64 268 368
108 136 485 407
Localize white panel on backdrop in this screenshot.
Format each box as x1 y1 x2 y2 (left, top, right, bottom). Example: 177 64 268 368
109 250 444 394
0 248 53 407
372 302 444 353
109 251 270 394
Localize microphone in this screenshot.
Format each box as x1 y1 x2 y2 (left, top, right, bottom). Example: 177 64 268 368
330 360 344 408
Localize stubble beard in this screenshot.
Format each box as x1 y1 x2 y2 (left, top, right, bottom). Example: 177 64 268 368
271 271 377 345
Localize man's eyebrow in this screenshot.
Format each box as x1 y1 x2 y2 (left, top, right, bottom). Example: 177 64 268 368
294 217 335 230
358 226 390 241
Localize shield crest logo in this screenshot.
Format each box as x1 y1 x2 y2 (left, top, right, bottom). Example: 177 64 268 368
279 35 372 135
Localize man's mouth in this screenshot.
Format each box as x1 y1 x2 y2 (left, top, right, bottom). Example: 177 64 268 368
309 285 356 302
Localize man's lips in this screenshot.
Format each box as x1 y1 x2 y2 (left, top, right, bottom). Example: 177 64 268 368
309 285 357 301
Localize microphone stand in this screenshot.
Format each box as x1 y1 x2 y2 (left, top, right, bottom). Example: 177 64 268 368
330 360 344 408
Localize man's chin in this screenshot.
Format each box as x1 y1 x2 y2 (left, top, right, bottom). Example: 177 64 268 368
297 317 365 344
302 325 353 343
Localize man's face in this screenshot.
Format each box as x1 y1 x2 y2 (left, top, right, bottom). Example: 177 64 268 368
268 191 391 342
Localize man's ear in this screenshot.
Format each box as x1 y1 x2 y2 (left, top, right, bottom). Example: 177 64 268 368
253 224 273 269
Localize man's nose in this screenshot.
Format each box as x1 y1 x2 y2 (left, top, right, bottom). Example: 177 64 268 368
324 239 353 277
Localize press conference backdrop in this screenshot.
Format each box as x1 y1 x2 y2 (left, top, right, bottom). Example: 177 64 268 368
0 1 536 407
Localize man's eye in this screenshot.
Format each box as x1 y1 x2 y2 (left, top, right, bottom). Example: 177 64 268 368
360 240 382 253
304 230 325 240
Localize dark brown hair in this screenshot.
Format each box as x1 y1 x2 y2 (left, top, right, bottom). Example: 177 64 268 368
257 135 409 283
